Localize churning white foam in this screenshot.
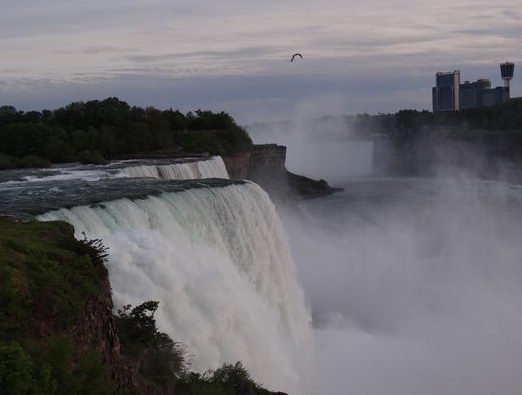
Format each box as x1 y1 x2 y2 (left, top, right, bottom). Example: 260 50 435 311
38 182 310 391
120 156 229 180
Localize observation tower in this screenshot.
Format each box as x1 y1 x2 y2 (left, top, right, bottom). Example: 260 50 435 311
500 62 515 89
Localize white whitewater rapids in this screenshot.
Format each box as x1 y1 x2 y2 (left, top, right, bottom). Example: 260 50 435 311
38 182 311 391
120 156 229 180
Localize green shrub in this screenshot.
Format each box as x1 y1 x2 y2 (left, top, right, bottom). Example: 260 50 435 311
177 361 271 395
115 301 187 383
0 154 17 169
43 140 76 163
0 338 114 395
0 341 44 395
77 150 108 165
207 362 255 387
17 155 51 168
29 337 113 395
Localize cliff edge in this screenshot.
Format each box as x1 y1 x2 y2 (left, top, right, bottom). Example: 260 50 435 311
224 144 343 199
0 218 289 395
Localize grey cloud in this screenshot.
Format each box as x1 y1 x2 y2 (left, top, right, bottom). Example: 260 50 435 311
1 0 521 121
454 26 522 38
0 2 176 40
501 9 521 21
83 46 127 55
310 34 443 51
127 46 278 63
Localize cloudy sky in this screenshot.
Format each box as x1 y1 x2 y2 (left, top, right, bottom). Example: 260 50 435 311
1 0 521 122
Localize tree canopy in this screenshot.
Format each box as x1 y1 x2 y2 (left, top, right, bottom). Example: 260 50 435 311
0 98 252 169
346 99 522 141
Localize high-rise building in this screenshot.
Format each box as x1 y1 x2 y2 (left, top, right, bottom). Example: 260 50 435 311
460 79 491 110
482 87 510 107
432 63 515 112
432 71 460 112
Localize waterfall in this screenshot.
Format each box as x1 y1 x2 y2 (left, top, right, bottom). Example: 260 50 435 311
120 156 229 180
38 182 310 391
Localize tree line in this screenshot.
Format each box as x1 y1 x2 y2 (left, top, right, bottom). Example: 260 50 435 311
0 97 252 169
346 98 522 141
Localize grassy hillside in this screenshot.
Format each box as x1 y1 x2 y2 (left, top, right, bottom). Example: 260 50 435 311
0 218 114 394
0 218 286 395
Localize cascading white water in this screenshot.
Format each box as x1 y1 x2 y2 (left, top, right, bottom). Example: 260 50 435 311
120 156 229 180
38 182 310 391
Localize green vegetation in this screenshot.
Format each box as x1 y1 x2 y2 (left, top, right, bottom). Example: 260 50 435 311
0 337 113 395
0 154 51 170
0 219 280 395
116 301 275 395
347 99 522 141
115 301 186 386
0 219 106 338
77 150 108 165
0 219 114 394
0 98 253 168
178 362 275 395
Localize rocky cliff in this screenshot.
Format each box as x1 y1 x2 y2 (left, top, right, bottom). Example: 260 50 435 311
0 218 289 395
224 144 342 199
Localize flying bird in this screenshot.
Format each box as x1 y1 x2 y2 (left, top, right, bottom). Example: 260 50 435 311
290 53 303 63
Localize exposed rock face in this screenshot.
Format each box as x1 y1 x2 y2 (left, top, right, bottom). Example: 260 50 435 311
224 150 252 179
224 144 342 199
64 257 147 394
67 270 153 394
69 268 120 360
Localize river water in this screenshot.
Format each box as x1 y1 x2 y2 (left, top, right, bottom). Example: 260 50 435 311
285 176 522 395
2 158 522 394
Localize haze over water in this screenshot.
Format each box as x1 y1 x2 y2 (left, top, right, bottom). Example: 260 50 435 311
262 124 522 394
3 121 522 394
2 0 522 392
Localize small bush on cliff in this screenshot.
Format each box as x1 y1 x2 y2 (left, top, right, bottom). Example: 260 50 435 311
115 301 187 384
75 232 110 266
207 362 258 388
177 361 271 395
77 150 108 165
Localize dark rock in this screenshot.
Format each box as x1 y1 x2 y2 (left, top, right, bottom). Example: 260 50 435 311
223 144 343 200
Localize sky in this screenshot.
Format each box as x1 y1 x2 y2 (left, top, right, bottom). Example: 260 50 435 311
1 0 521 122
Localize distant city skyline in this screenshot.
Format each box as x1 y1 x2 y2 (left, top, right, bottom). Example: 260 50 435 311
1 0 521 123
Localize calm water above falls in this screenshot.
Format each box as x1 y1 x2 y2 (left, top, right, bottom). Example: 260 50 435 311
0 156 228 190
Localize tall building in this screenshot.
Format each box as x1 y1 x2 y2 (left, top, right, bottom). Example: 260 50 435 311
432 63 515 112
482 87 510 107
433 71 461 112
460 79 491 110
